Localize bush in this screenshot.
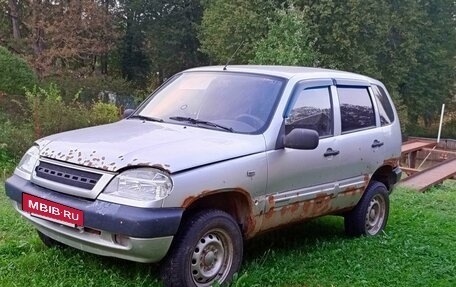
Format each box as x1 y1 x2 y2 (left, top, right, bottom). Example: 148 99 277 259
25 84 88 138
0 46 37 96
89 102 121 126
0 119 35 161
0 84 121 160
25 84 121 139
404 119 456 140
0 148 17 178
42 73 137 107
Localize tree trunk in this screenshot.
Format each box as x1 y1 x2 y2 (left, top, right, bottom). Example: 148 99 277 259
101 54 108 74
30 1 45 77
100 0 109 74
8 0 21 39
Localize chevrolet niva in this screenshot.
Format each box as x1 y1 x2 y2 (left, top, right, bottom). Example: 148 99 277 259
5 66 402 286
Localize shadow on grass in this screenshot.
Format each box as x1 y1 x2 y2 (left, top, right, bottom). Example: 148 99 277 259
243 215 346 261
34 215 348 285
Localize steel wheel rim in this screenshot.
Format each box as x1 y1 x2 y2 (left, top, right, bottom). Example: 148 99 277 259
365 194 386 235
191 229 234 286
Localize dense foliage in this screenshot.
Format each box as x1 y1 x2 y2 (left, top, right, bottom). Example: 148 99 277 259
199 0 278 64
250 6 318 66
0 85 121 161
0 46 37 95
0 0 455 161
200 0 456 127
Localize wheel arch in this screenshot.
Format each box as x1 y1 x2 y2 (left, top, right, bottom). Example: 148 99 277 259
181 189 255 237
370 164 396 191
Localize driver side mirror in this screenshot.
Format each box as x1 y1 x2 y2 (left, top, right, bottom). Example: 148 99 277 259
123 108 135 119
283 128 319 150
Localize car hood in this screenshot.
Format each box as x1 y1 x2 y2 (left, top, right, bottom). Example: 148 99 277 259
35 120 266 173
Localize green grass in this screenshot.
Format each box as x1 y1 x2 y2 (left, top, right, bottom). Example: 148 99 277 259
1 181 456 287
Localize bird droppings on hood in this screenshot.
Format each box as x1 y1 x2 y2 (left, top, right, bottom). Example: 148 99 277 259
41 148 119 171
40 147 172 173
34 119 265 174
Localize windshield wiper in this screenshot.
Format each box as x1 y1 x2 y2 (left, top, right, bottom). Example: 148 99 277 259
169 116 233 132
129 115 164 122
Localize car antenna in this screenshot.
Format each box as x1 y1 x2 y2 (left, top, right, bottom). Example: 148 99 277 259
223 40 244 71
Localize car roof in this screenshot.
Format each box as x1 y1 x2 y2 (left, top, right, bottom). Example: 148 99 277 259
184 65 379 84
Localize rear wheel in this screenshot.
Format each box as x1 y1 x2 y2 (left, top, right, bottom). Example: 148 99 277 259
344 181 389 236
161 209 243 287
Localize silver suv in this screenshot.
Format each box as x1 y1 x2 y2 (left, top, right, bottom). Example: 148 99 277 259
5 66 402 287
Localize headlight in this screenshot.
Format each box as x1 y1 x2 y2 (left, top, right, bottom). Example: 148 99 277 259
104 168 173 201
16 145 40 178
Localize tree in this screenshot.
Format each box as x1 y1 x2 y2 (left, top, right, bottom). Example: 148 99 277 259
200 0 455 128
297 0 399 77
0 0 29 52
117 0 150 83
296 0 456 126
0 0 10 46
143 0 206 82
26 0 118 77
117 0 206 85
8 0 20 39
199 0 279 64
250 5 318 66
398 0 456 125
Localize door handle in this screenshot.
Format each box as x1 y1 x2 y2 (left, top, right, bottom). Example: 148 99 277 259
371 140 384 148
324 148 340 157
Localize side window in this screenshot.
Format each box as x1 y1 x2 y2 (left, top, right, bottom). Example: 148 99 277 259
286 86 333 137
337 87 376 133
372 85 395 126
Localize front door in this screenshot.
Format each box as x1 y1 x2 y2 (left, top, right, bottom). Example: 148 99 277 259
262 80 342 231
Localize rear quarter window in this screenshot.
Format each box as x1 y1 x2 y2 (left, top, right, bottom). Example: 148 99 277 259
372 85 395 126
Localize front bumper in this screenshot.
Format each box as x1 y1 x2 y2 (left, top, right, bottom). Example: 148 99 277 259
5 174 184 263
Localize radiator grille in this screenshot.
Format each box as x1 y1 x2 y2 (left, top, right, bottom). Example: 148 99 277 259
35 161 102 190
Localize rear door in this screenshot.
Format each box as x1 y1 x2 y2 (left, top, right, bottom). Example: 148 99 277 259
332 79 385 191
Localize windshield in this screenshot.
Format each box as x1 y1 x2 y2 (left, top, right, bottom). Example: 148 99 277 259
136 72 285 133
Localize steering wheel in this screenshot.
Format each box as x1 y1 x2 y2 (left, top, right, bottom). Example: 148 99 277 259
235 114 264 128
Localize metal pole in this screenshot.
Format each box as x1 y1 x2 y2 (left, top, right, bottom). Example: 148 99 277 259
418 104 445 169
437 104 445 144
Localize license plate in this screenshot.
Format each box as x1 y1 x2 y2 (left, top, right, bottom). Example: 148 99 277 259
22 193 84 227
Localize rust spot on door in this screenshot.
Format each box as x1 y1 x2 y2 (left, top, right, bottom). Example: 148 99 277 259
258 187 367 234
264 195 275 219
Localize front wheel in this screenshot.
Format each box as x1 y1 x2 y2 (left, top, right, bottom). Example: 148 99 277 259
161 209 243 287
37 230 64 248
344 181 389 236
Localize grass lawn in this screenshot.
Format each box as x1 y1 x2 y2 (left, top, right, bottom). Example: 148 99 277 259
1 180 455 287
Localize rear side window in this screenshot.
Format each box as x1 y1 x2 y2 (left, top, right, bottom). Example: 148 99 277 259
286 86 333 137
372 85 395 126
337 87 375 133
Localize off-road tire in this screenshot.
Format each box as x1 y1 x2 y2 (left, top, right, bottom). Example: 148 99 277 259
160 209 243 287
344 181 389 236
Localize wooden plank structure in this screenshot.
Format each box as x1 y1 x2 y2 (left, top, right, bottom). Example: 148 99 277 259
400 158 456 192
400 139 436 169
399 138 456 192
